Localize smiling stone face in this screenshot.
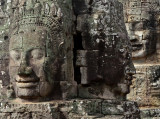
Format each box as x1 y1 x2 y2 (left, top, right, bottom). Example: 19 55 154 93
122 0 160 60
6 0 78 101
126 21 157 59
9 26 60 100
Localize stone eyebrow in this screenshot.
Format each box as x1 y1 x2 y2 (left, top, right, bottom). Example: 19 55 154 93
29 47 44 50
9 48 22 51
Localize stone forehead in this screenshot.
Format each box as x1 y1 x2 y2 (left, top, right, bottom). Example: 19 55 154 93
122 0 160 22
124 0 160 12
9 30 46 50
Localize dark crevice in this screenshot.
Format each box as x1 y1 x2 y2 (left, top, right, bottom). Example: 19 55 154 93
73 31 84 84
4 36 8 40
88 0 93 14
88 7 92 14
72 0 84 84
88 0 93 5
74 31 84 50
74 67 81 84
0 0 5 6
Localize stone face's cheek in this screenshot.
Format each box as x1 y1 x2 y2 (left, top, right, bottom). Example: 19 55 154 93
10 50 21 63
9 66 19 81
117 83 129 94
39 82 52 97
9 50 21 82
29 49 45 79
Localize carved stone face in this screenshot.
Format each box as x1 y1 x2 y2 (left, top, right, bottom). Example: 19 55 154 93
76 34 136 98
75 0 136 99
9 26 59 100
150 67 160 98
151 79 160 97
126 21 156 59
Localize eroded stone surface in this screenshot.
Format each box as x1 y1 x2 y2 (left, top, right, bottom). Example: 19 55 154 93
0 0 11 99
140 108 160 119
123 0 159 61
0 99 140 119
0 0 141 118
119 0 160 106
127 65 160 107
7 0 77 101
0 0 136 102
118 0 160 118
74 0 136 100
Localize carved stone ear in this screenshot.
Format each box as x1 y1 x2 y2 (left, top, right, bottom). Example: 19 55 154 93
58 42 65 57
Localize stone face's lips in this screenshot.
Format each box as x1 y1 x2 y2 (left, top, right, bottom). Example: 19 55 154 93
16 82 38 88
132 43 143 51
151 91 160 96
16 77 39 82
16 77 39 88
151 87 160 90
150 85 160 96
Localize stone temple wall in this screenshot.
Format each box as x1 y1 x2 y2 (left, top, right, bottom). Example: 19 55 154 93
0 0 159 119
118 0 160 118
0 0 136 101
0 100 140 119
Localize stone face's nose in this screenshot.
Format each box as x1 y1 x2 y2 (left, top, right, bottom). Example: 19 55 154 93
126 66 136 75
18 56 33 76
18 65 33 76
129 34 140 43
125 62 136 80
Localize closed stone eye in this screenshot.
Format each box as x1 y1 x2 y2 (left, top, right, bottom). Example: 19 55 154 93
10 50 21 61
30 49 44 60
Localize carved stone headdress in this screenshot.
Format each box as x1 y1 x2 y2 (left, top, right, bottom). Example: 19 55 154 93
10 0 63 35
124 0 160 21
10 0 65 57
